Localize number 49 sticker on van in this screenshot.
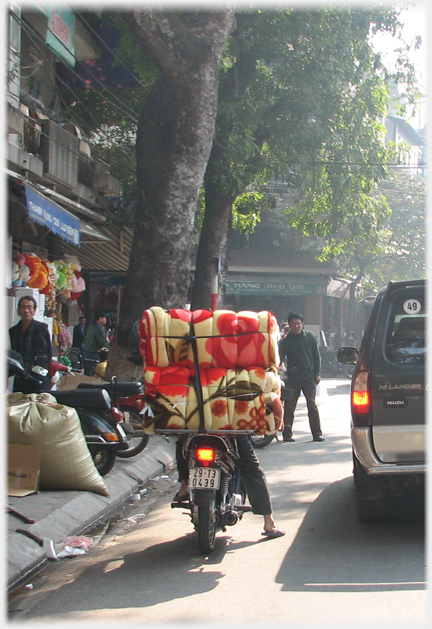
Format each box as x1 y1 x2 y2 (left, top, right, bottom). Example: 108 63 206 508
403 299 422 314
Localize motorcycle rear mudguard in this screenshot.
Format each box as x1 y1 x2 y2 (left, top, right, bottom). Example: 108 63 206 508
77 410 118 443
191 489 216 506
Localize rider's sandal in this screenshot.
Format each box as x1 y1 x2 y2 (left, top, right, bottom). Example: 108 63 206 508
261 528 286 539
173 490 190 502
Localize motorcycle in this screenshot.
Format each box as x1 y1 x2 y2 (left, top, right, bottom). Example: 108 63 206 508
7 351 128 476
167 430 253 554
154 323 254 554
76 377 150 458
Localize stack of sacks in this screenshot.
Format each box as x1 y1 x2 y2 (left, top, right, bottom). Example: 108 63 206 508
140 307 282 434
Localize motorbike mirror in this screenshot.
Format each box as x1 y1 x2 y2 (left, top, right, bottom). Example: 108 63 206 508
7 350 25 376
32 365 49 377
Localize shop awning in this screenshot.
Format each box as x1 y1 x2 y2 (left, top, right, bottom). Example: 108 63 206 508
8 173 112 246
59 224 134 272
25 184 81 246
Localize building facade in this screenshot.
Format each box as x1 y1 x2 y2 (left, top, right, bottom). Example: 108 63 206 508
6 4 121 339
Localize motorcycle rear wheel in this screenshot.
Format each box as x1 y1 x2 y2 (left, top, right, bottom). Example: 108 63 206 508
116 408 150 458
89 446 117 476
250 433 276 449
197 500 217 554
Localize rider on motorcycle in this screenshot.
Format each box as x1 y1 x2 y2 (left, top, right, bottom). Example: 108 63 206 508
174 435 285 538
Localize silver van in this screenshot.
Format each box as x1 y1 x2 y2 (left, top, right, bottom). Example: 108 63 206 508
337 279 426 521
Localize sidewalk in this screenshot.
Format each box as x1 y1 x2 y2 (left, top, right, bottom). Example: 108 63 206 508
6 435 176 593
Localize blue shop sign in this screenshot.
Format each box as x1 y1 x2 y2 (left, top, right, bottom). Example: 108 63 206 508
25 185 80 247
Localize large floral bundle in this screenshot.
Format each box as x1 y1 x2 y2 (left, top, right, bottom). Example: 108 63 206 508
139 307 282 435
139 307 279 369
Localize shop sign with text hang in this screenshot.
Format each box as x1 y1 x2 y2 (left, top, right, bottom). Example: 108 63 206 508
45 5 76 67
25 185 80 246
225 280 325 296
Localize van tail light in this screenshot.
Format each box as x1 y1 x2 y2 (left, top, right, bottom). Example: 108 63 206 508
196 447 216 462
351 370 371 425
353 390 370 408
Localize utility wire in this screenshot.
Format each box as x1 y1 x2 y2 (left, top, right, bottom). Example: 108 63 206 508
9 19 139 170
76 11 150 93
16 11 140 124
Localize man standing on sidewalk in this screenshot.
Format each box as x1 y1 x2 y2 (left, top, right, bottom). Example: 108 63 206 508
82 312 109 375
278 312 324 442
9 295 52 393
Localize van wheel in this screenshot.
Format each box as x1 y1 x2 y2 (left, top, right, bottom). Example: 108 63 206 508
352 452 385 522
355 495 385 522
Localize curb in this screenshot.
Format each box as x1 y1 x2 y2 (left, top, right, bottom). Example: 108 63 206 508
7 437 176 593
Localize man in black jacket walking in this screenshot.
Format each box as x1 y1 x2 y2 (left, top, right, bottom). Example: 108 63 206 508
278 312 324 442
9 295 52 393
72 316 86 349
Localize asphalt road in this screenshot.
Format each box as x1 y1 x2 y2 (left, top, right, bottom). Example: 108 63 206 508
8 378 426 626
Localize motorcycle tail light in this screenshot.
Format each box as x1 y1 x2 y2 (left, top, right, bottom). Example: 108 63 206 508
196 447 216 462
112 407 125 423
133 398 145 411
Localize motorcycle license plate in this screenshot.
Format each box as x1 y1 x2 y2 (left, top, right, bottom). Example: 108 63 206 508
190 467 221 490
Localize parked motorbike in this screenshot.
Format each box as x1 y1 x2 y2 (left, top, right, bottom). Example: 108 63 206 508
76 377 150 458
249 430 282 449
167 430 253 554
7 351 128 476
320 348 343 377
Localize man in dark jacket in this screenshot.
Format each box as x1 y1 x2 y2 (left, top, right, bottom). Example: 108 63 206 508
82 312 108 362
72 316 86 349
9 295 52 393
278 312 324 442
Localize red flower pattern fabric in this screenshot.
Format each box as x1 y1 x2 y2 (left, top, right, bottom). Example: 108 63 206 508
140 307 281 433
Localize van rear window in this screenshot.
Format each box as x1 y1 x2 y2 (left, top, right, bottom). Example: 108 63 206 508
385 295 426 364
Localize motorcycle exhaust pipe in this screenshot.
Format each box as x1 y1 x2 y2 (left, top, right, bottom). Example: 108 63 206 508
221 510 239 526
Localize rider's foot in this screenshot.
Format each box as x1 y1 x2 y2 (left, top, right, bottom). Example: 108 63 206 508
263 514 285 536
173 480 190 501
261 528 285 538
173 490 190 501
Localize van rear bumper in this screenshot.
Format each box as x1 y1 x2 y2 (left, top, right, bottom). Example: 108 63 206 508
352 427 426 475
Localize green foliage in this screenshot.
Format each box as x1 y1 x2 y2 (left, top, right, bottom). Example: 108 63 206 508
232 191 263 234
207 5 417 244
304 169 426 288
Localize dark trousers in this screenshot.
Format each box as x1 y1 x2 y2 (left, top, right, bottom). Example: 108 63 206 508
282 379 322 439
176 435 272 515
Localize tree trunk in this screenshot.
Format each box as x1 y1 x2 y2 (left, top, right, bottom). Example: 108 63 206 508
190 159 234 309
108 9 234 378
190 21 259 309
120 9 234 324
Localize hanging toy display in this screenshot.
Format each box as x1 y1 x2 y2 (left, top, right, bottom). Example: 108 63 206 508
23 254 49 291
11 252 86 308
